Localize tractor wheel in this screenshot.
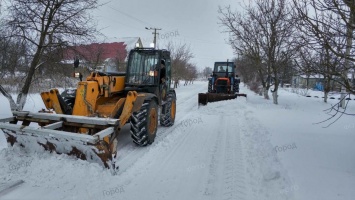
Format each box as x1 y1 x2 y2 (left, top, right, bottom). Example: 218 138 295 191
208 81 212 93
130 100 158 146
233 82 239 93
160 93 176 127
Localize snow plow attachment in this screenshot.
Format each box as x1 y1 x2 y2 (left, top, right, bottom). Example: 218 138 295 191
198 93 247 106
0 111 120 171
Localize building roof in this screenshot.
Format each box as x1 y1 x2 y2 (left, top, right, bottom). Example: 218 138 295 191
297 73 354 79
299 74 324 79
62 37 142 63
106 37 143 51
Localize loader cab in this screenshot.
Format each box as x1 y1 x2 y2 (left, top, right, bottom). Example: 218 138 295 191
125 48 172 103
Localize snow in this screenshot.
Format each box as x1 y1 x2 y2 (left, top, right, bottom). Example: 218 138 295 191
299 74 324 79
298 73 355 79
0 82 355 200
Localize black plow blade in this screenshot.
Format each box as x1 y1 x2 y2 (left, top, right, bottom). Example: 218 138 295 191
198 93 244 106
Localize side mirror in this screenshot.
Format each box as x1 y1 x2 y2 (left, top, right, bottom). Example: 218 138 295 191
74 58 79 68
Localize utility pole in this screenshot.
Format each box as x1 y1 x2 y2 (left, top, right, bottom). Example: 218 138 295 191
145 27 161 48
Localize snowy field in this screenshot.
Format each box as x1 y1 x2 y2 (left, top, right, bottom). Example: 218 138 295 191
0 81 354 200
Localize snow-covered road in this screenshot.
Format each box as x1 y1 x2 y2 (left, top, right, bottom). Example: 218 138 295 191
1 81 354 200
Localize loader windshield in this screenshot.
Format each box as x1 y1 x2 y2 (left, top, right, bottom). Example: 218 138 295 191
127 50 159 85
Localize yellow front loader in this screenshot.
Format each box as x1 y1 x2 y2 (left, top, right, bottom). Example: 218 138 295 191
0 48 176 172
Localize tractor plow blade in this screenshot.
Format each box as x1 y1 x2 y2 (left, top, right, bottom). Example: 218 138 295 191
198 93 247 106
0 111 120 170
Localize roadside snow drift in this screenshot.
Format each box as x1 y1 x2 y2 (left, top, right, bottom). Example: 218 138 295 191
0 81 354 200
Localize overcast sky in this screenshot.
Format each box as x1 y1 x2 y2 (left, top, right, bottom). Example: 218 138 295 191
93 0 245 71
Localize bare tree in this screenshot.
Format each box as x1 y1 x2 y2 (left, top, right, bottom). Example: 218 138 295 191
294 38 343 103
234 55 261 94
219 5 270 98
203 66 212 78
113 47 128 72
0 35 28 79
293 0 355 107
67 44 107 72
0 0 100 111
185 63 198 85
165 42 194 88
220 0 298 104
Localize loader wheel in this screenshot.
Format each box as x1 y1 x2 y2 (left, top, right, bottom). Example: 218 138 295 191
61 89 76 110
64 97 75 109
130 100 158 146
208 81 212 93
160 93 176 127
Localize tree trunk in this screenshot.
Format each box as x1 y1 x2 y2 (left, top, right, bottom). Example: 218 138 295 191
272 90 278 104
15 48 42 111
0 85 19 111
272 78 279 104
16 49 41 111
323 76 331 103
324 91 328 103
263 87 269 99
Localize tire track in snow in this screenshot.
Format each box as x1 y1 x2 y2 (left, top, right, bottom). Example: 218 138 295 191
203 120 224 197
116 82 205 175
113 113 214 199
221 117 247 200
112 82 206 191
237 103 296 200
200 104 248 200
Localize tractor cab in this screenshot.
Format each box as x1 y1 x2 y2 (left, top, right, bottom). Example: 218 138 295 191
213 62 235 78
208 61 238 94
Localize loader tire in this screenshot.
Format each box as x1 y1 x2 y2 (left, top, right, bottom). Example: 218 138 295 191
208 81 212 93
160 93 176 127
61 89 76 111
63 97 75 109
130 100 158 146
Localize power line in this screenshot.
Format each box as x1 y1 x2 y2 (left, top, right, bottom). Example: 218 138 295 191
95 15 143 32
182 36 228 45
108 6 152 27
